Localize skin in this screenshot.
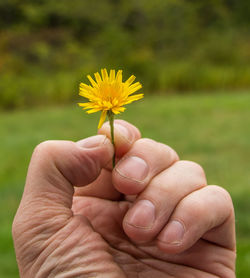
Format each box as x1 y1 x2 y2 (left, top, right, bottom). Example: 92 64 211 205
12 120 236 278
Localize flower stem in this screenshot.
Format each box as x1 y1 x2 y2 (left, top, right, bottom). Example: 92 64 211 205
108 110 116 168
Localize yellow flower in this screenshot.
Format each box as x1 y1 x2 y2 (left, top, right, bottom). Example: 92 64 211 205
78 68 143 128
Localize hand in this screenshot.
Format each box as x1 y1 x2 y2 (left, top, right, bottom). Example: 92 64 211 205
13 120 236 278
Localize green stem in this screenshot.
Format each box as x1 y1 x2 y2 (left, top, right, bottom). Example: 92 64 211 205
108 110 115 168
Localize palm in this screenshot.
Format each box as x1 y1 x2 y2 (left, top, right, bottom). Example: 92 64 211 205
72 195 232 277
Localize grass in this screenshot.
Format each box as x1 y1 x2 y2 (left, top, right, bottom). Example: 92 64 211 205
0 91 250 277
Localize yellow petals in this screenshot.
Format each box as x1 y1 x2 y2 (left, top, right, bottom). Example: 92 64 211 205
98 110 107 129
78 68 143 128
86 108 102 114
110 69 115 82
87 75 97 87
112 107 126 114
124 93 144 105
101 68 109 81
125 75 136 86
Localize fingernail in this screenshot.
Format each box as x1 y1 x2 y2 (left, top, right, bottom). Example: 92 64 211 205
116 156 148 181
125 200 155 229
158 220 185 245
76 135 107 148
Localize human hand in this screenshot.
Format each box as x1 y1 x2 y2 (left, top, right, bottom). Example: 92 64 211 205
13 120 236 277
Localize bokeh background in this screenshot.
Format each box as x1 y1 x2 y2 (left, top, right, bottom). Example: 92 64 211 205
0 0 250 276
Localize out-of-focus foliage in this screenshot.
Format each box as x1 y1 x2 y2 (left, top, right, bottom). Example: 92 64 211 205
1 0 250 108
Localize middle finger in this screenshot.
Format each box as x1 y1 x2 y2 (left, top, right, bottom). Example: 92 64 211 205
123 160 207 242
113 138 179 195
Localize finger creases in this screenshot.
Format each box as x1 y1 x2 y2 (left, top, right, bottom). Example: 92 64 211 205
112 138 179 195
157 185 235 253
13 137 115 246
122 160 207 242
23 136 114 209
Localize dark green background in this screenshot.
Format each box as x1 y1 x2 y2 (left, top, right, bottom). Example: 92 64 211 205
1 0 250 108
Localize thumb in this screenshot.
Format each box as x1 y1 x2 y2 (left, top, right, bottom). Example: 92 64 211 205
14 135 113 235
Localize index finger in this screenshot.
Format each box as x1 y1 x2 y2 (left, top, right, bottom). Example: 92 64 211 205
74 120 141 200
98 120 141 158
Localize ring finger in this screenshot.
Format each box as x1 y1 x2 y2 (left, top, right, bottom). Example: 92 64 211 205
123 160 207 242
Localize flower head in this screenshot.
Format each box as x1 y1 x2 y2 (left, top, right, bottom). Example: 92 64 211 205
78 68 143 128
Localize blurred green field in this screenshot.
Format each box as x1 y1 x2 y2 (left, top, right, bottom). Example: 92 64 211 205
0 91 250 277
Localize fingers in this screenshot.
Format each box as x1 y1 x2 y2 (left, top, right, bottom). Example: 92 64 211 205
112 138 179 195
123 161 207 242
75 120 142 199
13 135 113 237
74 169 121 200
15 119 143 236
113 133 235 254
157 185 235 253
98 119 141 158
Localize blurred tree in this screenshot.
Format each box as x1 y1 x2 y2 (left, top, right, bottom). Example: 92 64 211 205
1 0 250 109
0 0 23 27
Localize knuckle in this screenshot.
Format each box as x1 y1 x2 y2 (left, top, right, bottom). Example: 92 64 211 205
33 140 57 158
115 119 141 138
33 140 75 161
178 160 206 179
157 142 179 162
133 138 159 155
136 138 156 147
209 185 231 198
209 185 234 212
135 138 179 162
